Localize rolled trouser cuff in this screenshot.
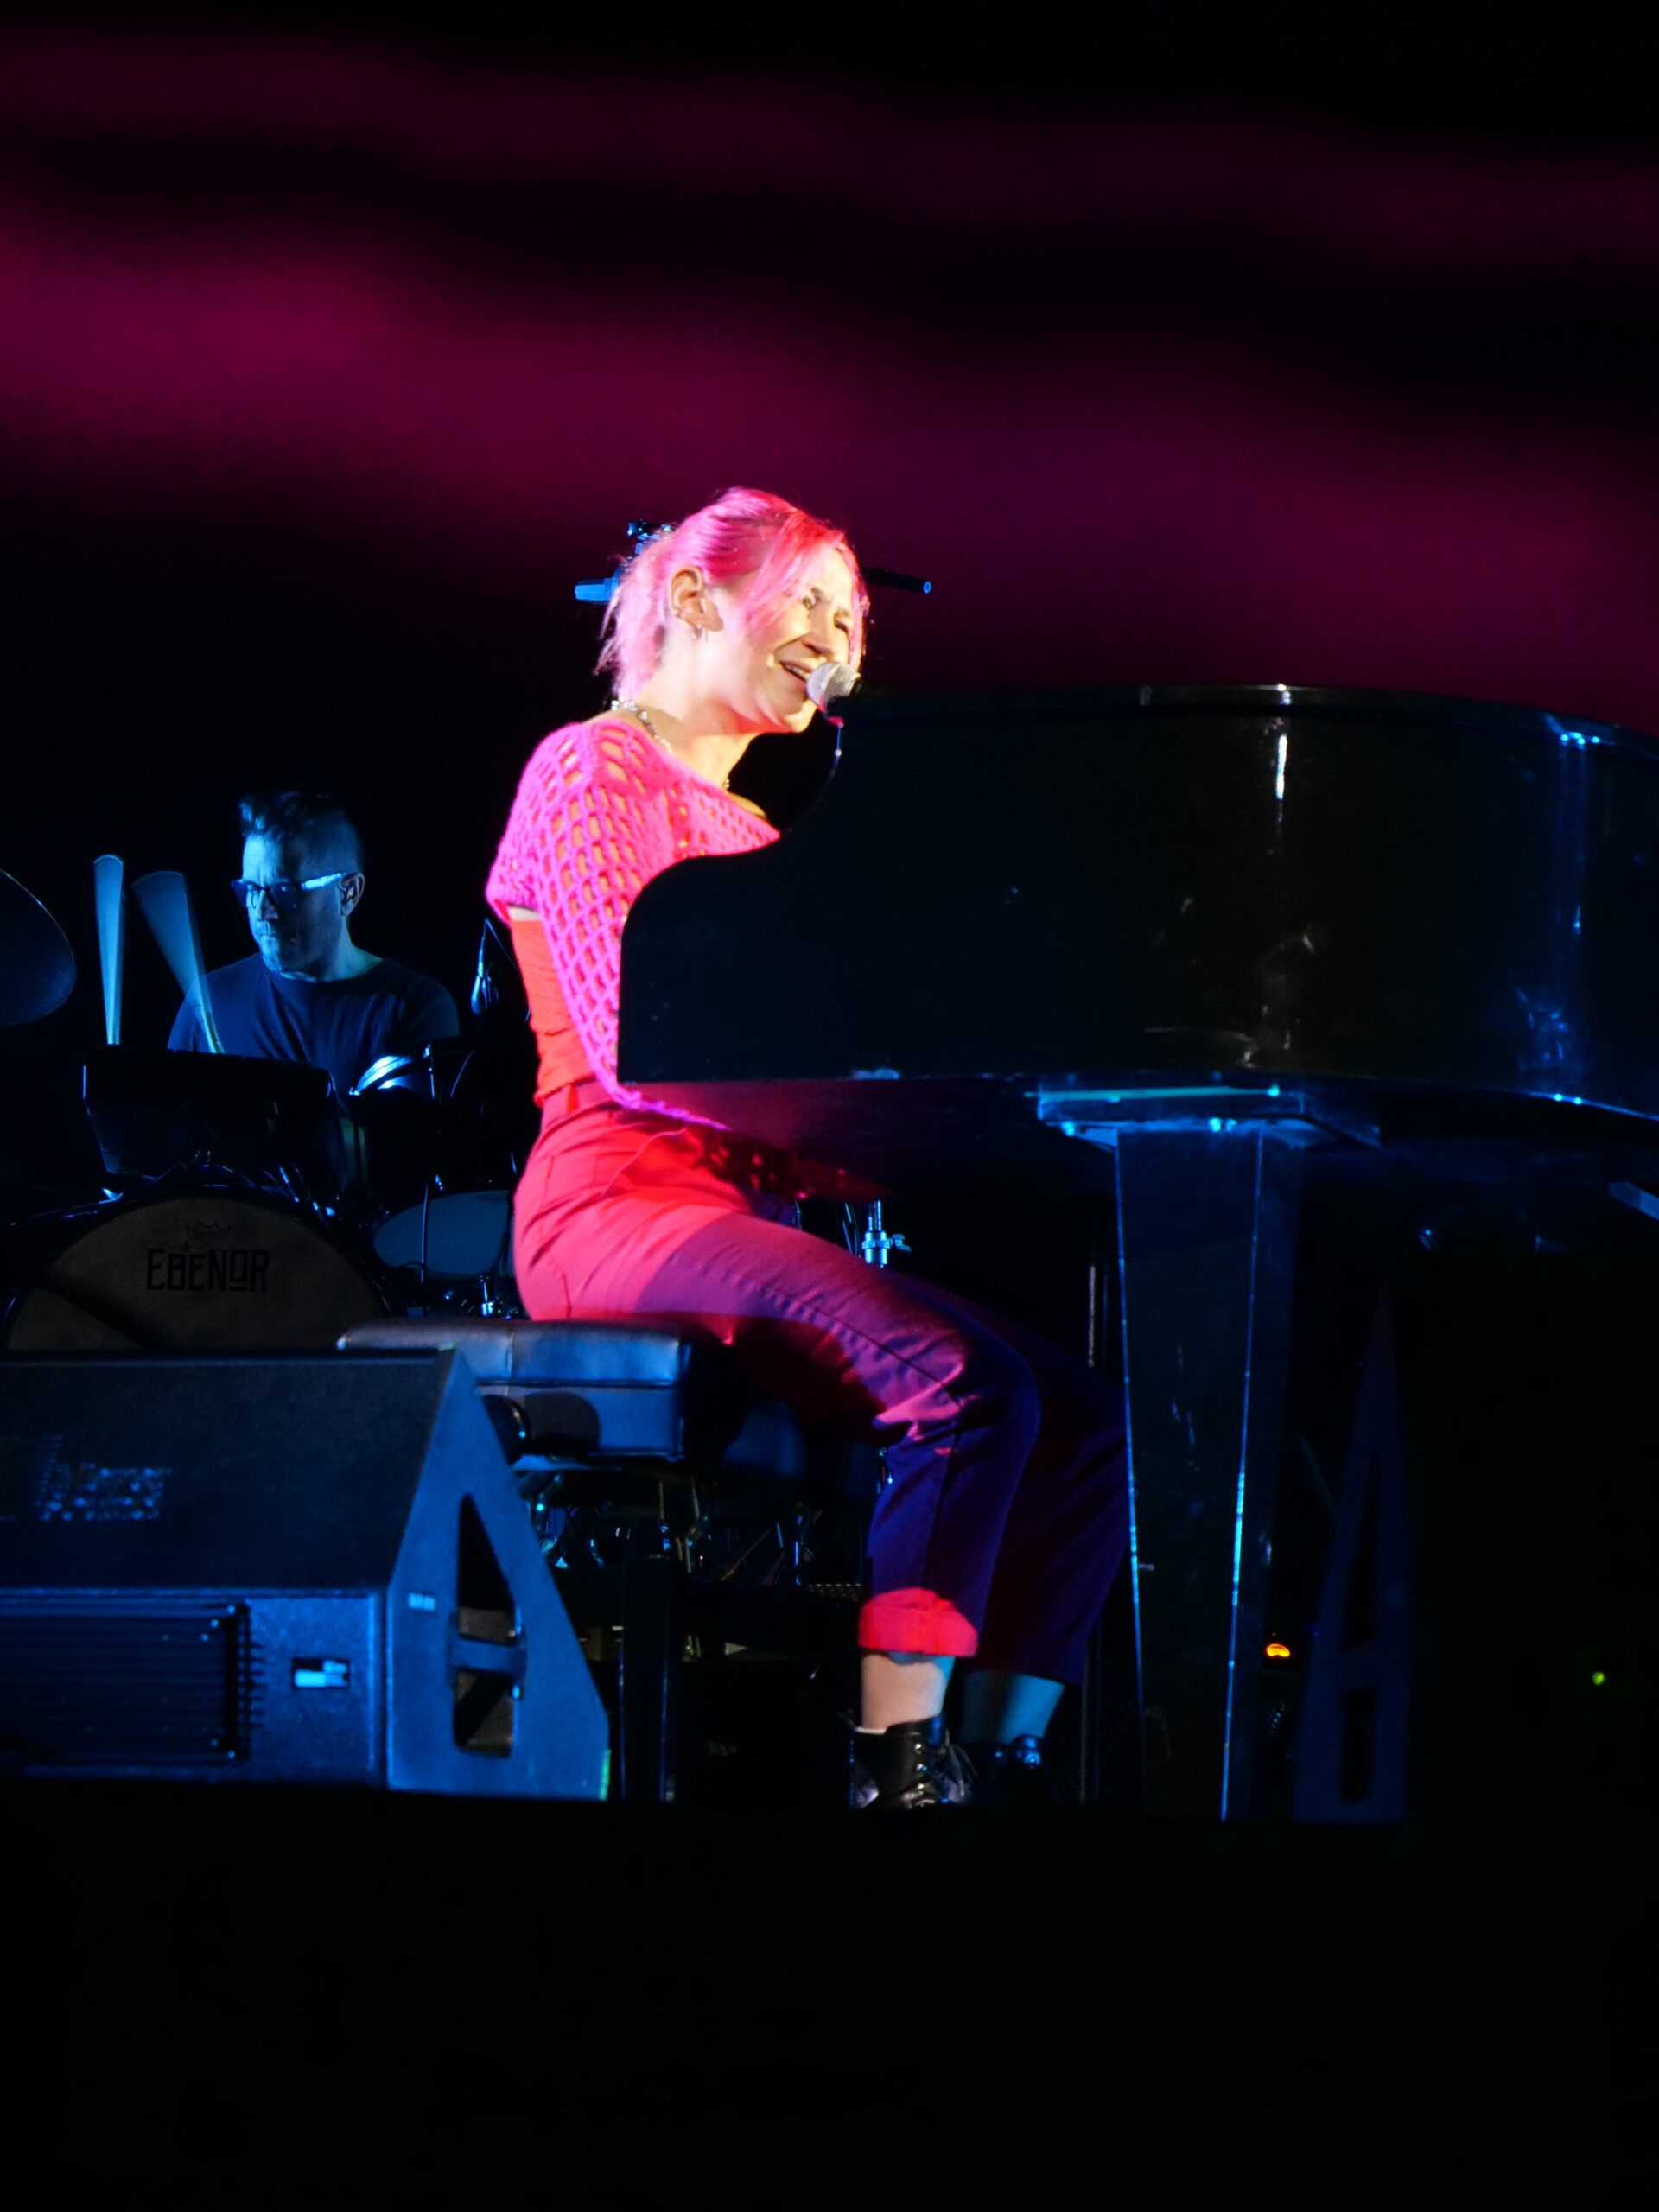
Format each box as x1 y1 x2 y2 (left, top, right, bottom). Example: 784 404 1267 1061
857 1587 981 1658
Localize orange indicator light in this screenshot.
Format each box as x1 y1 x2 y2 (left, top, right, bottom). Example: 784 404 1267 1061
1264 1642 1293 1661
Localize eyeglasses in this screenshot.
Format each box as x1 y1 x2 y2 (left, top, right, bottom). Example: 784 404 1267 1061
230 873 346 912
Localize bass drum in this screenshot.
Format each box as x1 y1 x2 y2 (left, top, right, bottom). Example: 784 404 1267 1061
3 1189 384 1353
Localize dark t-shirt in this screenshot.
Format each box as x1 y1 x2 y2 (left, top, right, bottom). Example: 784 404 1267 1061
168 953 460 1096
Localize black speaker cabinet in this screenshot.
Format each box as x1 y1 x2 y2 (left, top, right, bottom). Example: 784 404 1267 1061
0 1352 608 1797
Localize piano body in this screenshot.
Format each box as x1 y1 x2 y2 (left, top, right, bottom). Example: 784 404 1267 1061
617 685 1659 1820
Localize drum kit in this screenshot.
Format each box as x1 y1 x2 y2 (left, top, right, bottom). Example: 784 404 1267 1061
1 859 527 1354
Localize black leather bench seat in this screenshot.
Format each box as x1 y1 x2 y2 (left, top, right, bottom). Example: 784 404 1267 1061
340 1319 807 1478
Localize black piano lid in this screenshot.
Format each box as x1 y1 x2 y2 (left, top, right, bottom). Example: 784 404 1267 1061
830 681 1652 753
618 683 1659 1166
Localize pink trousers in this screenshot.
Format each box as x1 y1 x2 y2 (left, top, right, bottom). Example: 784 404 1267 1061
512 1085 1128 1685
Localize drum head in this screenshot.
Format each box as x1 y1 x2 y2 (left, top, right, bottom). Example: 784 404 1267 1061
372 1189 512 1280
3 1192 383 1352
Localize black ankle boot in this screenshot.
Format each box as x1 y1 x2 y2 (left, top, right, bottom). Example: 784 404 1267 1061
852 1716 975 1809
958 1733 1047 1808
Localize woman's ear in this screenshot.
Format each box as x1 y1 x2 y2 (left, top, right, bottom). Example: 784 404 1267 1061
666 563 721 634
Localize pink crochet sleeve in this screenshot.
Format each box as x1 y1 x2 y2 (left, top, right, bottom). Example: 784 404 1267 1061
486 716 776 1112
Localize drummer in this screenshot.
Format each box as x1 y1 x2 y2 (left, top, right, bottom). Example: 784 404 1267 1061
167 791 458 1096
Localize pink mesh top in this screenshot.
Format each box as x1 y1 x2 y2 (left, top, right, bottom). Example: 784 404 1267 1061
486 715 779 1116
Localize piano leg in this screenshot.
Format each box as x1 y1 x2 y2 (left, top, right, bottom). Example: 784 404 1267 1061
1114 1127 1304 1820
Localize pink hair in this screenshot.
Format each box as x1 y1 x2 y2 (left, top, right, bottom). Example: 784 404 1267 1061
596 486 868 699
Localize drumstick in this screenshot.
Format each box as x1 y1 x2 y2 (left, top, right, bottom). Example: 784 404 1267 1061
131 869 224 1053
93 853 124 1046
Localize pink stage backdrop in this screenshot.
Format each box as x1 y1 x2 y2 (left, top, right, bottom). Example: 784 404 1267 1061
4 31 1659 734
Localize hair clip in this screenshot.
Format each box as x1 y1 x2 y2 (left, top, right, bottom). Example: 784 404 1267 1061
574 520 673 604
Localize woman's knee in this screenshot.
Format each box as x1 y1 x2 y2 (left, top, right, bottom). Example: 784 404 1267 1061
952 1333 1044 1453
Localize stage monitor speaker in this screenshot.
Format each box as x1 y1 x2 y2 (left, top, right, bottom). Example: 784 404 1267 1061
0 1351 608 1798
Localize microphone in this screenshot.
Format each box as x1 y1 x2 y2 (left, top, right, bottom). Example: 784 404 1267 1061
806 663 861 717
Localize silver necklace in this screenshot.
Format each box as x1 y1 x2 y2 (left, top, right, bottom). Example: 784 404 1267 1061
611 697 730 791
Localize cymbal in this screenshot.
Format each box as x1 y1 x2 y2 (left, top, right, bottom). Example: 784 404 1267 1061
1 868 76 1024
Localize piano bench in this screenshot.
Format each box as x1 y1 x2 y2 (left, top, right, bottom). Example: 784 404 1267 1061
340 1315 808 1484
337 1317 873 1806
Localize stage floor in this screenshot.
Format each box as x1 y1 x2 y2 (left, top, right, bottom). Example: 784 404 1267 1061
2 1778 1641 2198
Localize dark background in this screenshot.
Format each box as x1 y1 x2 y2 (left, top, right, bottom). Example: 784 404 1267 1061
6 9 1659 1248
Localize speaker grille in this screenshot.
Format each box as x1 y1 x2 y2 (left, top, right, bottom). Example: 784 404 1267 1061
0 1600 251 1766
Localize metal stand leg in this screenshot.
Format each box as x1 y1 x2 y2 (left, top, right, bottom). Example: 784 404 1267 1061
1115 1127 1304 1819
1294 1295 1412 1823
618 1550 677 1804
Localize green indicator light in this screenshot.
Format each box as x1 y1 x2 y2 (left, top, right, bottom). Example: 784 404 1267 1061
1591 1670 1607 1688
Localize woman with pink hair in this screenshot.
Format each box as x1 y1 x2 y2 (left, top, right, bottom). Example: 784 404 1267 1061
487 486 1128 1808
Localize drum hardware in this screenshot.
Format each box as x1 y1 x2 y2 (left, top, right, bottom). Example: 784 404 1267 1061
81 1047 346 1209
836 1198 910 1269
342 1052 441 1225
855 1199 909 1268
381 1273 523 1319
87 1153 323 1216
82 855 337 1212
347 1040 525 1316
353 1051 438 1100
0 867 75 1026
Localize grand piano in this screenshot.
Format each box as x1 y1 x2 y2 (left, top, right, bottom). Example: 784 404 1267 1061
617 684 1659 1821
